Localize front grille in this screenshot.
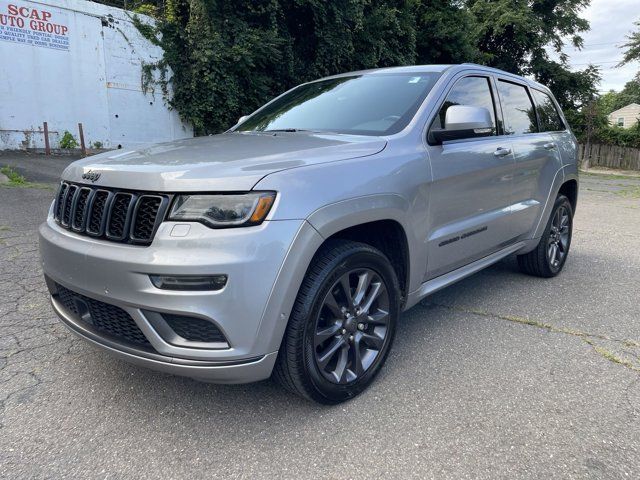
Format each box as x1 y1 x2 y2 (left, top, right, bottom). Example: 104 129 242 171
163 314 227 343
54 283 154 350
54 182 169 245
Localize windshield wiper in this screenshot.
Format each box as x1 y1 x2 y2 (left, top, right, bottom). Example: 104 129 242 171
263 128 309 133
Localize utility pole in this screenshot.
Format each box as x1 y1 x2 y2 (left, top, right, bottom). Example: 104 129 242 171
582 100 598 170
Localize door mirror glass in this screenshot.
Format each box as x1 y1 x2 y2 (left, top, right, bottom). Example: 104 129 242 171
432 105 493 143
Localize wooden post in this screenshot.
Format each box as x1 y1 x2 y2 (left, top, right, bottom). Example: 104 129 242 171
43 122 51 155
78 122 86 157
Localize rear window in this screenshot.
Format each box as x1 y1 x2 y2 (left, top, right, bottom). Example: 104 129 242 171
531 89 565 132
497 81 538 135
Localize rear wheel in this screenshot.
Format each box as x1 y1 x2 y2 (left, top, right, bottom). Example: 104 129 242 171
273 240 400 404
518 194 573 278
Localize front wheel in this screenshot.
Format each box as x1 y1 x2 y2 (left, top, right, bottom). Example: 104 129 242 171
273 240 400 404
518 194 573 278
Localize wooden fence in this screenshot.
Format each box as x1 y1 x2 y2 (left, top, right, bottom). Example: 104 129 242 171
578 143 640 171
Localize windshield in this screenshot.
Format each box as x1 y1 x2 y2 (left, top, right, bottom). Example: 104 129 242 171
235 73 441 136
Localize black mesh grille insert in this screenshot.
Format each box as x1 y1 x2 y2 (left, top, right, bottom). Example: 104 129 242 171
87 190 109 235
132 196 162 241
54 283 154 350
107 193 133 239
53 182 168 246
72 188 91 230
55 183 68 219
163 314 226 343
62 185 77 226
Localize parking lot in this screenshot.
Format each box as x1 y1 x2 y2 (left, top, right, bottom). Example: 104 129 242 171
1 157 639 479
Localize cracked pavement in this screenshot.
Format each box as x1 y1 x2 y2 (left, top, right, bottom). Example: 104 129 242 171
1 164 639 479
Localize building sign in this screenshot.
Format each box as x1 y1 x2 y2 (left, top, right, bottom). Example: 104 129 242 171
0 1 69 51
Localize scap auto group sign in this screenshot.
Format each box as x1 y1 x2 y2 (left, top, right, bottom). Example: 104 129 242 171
0 1 69 51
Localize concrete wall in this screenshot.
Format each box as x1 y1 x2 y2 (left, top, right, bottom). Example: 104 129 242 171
0 0 193 150
608 103 640 129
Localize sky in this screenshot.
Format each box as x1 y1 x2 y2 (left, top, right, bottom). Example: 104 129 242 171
560 0 639 92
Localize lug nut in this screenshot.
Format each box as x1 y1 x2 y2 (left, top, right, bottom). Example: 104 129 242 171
342 328 347 334
349 335 354 342
357 323 365 331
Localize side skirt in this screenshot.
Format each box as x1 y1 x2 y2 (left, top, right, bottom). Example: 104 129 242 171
404 241 528 310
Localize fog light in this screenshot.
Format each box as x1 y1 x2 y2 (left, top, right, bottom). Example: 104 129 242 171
149 274 228 291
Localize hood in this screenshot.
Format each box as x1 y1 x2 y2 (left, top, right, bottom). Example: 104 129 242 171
62 132 387 192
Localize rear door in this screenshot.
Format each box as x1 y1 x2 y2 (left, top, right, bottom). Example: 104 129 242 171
532 89 575 167
494 79 563 240
425 75 515 280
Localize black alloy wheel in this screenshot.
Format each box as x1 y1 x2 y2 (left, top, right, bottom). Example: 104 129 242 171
274 240 400 404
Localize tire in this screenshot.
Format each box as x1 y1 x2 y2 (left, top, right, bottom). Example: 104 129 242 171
273 239 400 404
517 194 573 278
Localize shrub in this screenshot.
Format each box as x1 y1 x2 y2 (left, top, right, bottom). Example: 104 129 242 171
59 131 79 149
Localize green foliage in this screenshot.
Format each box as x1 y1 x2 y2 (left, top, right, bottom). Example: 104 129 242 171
141 0 424 134
415 0 480 64
620 20 640 66
134 0 602 136
597 76 640 115
0 166 26 185
572 75 640 149
133 3 159 17
59 131 79 149
591 123 640 149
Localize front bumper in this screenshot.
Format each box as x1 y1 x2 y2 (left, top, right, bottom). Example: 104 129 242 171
39 210 323 383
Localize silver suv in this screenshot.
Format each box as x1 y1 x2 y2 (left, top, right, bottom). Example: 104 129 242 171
40 64 578 403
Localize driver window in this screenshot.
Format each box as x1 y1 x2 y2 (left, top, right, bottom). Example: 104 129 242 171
432 76 497 133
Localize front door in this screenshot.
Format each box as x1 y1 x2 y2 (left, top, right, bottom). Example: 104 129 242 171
425 75 515 280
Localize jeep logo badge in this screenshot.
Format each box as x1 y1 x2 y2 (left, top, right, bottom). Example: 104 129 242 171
82 170 101 183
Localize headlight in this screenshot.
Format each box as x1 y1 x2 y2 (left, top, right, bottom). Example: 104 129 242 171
168 192 276 228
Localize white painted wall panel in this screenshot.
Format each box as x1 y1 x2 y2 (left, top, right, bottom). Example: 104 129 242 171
0 0 192 150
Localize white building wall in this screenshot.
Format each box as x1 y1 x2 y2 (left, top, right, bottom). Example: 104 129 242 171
607 103 640 129
0 0 193 150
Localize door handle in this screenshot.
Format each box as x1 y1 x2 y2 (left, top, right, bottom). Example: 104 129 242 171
494 147 512 157
544 142 557 150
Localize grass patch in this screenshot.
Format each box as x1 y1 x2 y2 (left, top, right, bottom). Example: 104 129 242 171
0 166 53 190
584 339 640 372
581 170 640 181
1 166 26 185
614 186 640 199
427 302 640 374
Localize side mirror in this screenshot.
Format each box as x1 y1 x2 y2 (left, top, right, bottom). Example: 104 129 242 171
237 115 249 124
432 105 493 144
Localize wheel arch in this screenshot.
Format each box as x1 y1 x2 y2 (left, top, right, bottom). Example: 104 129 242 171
558 178 578 213
531 165 577 240
306 194 416 305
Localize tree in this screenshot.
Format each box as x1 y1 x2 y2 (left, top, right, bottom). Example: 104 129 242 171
135 0 601 135
145 0 422 134
467 0 597 113
415 0 480 64
620 20 640 66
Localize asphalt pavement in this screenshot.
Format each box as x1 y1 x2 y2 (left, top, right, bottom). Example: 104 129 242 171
1 155 639 479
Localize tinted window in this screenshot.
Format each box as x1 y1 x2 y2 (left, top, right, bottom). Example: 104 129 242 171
531 89 565 131
236 73 440 136
431 76 496 133
497 81 538 135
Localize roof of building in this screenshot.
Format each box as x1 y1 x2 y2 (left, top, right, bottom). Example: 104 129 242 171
609 103 640 116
